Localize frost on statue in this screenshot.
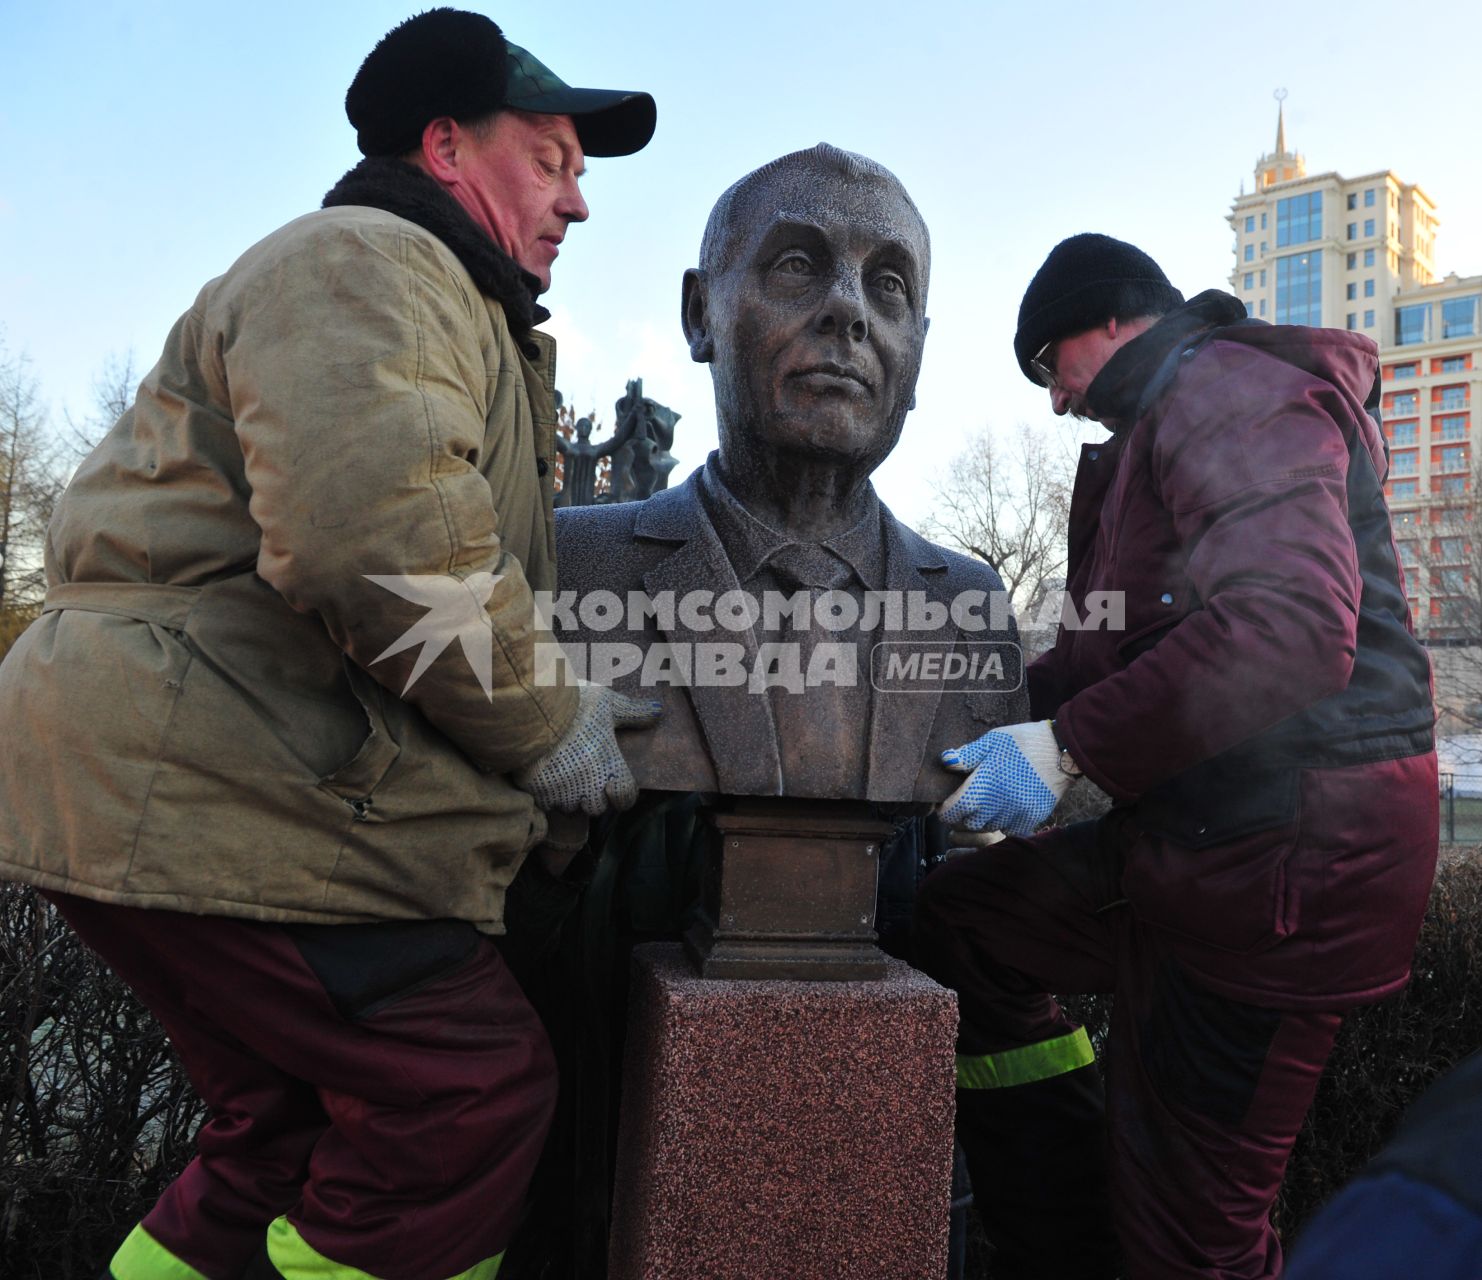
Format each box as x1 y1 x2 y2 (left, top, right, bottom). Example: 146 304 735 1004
555 144 1029 802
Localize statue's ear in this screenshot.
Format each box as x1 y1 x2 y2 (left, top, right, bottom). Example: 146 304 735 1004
908 315 930 411
681 269 714 364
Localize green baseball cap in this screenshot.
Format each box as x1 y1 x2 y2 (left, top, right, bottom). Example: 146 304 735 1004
504 40 656 158
347 11 656 159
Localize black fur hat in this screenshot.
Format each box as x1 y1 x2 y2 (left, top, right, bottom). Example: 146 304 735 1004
346 9 657 159
347 10 509 158
1014 234 1184 384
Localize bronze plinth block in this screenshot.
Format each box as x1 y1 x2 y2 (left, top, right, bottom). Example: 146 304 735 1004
684 798 896 981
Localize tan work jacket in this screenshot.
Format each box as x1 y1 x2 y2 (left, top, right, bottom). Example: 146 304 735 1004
0 206 578 931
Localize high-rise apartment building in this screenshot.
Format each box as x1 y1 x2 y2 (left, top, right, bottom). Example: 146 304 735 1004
1228 104 1482 637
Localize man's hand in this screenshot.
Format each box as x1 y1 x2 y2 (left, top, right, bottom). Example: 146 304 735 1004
938 720 1079 837
515 683 662 815
533 809 592 878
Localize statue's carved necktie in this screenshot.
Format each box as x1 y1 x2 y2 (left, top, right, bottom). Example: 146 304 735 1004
761 542 856 594
749 542 869 796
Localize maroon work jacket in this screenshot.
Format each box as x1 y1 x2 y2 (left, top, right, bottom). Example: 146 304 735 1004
1030 292 1437 1008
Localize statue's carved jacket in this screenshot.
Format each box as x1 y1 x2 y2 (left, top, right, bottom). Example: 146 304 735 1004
555 460 1030 802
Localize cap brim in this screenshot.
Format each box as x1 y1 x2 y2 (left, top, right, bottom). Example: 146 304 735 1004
508 86 656 157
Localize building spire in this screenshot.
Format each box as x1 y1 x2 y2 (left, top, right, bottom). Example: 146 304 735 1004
1254 89 1303 189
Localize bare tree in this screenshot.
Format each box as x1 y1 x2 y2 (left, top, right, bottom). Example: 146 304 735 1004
921 423 1077 655
0 341 63 613
924 423 1113 825
62 351 136 464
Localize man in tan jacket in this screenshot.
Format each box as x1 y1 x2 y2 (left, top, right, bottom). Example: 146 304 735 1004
0 11 657 1279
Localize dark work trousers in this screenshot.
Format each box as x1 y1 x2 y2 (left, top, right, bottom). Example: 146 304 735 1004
46 891 556 1280
912 821 1341 1280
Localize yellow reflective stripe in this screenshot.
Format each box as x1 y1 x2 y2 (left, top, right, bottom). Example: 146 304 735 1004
110 1224 211 1280
956 1026 1094 1089
266 1217 503 1280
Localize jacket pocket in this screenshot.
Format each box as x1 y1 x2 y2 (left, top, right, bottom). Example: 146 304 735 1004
126 625 364 903
1121 769 1304 954
316 658 402 809
1136 766 1299 848
1121 821 1301 955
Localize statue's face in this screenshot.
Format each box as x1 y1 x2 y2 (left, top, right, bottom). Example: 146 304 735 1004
692 169 928 473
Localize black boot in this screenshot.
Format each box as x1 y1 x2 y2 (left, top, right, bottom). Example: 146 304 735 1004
956 1063 1120 1280
240 1245 285 1280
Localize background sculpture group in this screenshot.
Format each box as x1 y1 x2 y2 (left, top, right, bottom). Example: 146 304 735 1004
555 377 682 507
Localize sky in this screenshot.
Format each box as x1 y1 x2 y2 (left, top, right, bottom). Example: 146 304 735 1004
4 0 1482 528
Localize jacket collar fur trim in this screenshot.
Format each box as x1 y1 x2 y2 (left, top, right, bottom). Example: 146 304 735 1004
1086 289 1248 430
322 157 548 336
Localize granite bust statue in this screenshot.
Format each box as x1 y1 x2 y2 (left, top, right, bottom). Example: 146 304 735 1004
553 144 1027 801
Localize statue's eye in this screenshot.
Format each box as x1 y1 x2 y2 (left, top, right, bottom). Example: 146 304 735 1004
873 271 907 297
774 253 815 276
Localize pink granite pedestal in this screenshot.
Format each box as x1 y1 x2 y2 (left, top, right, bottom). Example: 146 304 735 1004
609 943 958 1280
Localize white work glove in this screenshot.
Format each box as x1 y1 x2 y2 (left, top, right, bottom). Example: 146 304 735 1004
515 682 662 815
938 720 1079 838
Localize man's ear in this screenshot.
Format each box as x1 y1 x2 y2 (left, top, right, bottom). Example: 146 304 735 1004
417 117 461 183
681 269 714 364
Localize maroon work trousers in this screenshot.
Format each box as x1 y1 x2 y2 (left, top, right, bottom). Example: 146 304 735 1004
913 819 1342 1280
46 891 556 1280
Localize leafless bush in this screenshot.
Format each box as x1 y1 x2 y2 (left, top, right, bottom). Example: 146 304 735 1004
0 885 204 1279
1274 847 1482 1239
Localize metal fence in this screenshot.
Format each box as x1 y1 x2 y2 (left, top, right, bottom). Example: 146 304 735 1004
1440 771 1482 844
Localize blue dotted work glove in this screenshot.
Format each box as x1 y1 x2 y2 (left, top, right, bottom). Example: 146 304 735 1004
938 720 1078 837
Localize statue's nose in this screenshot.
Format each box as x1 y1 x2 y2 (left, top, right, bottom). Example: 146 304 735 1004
815 276 868 341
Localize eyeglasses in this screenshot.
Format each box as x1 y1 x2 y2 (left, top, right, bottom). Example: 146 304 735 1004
1030 340 1060 390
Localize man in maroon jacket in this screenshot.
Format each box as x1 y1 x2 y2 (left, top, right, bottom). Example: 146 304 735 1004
914 234 1438 1280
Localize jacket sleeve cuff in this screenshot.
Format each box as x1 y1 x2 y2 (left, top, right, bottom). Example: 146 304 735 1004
1051 706 1136 803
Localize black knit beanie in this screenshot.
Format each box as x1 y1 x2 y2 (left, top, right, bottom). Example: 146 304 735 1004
1014 234 1184 384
